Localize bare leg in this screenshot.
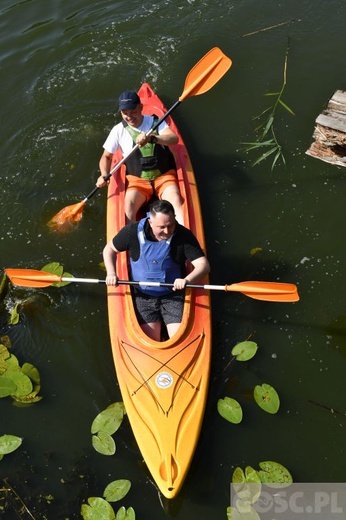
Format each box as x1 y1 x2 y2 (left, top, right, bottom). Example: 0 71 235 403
161 185 184 225
141 322 162 341
125 189 146 222
166 322 181 338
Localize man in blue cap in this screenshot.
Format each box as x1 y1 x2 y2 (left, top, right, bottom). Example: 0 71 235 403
97 90 183 223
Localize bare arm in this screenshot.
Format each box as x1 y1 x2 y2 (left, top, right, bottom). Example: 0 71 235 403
103 241 119 285
136 126 179 147
96 150 113 188
173 256 210 291
156 127 179 146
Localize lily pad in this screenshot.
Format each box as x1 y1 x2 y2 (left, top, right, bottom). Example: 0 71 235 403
217 397 243 424
12 391 43 405
231 341 258 361
258 461 292 487
254 383 280 414
92 431 116 456
41 262 63 277
91 402 125 435
22 363 40 385
41 262 73 287
4 354 20 371
0 375 17 397
0 344 10 361
0 434 22 455
232 466 261 505
6 371 33 397
115 506 136 520
81 497 115 520
103 479 131 502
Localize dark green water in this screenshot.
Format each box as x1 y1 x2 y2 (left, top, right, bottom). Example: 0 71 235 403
1 0 346 518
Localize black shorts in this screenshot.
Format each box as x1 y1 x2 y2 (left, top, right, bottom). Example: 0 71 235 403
133 290 184 325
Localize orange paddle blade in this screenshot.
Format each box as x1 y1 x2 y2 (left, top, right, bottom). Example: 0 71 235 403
179 47 232 101
47 200 86 232
226 281 299 302
5 269 61 288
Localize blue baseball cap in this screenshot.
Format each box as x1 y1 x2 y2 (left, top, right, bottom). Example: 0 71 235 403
118 90 141 110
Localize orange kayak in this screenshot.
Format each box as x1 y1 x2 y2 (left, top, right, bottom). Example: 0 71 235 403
105 83 211 499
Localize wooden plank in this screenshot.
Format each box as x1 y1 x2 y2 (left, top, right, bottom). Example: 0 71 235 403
306 89 346 167
316 113 346 133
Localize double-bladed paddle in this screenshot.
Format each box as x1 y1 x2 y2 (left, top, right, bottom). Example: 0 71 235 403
4 269 299 302
48 47 232 231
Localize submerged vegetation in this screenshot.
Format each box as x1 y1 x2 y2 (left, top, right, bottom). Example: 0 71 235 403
242 40 295 170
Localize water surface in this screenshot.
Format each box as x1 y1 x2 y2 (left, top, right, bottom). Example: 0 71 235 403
1 0 345 518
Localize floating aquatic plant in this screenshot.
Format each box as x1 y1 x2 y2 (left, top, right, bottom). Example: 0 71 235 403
41 261 73 287
80 480 133 519
218 339 280 423
91 402 126 456
0 336 42 405
242 40 295 170
254 383 280 414
217 397 243 424
0 434 22 461
231 341 258 362
228 461 293 518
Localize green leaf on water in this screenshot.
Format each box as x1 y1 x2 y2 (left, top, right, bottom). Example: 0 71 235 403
0 434 22 455
258 461 293 487
232 466 261 506
92 431 116 456
91 402 125 435
0 344 10 362
41 262 73 287
81 496 115 520
7 371 33 397
231 341 258 361
22 363 40 385
5 354 20 371
9 303 20 325
55 272 73 287
41 262 63 276
217 397 243 424
254 384 280 414
279 98 295 115
115 506 135 520
103 479 131 502
0 375 17 397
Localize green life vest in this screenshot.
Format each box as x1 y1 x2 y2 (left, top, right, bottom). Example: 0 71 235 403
124 118 161 181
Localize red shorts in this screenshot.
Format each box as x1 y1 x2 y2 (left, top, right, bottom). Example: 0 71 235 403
126 170 178 203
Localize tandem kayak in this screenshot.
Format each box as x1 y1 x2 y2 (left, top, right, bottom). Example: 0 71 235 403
105 83 211 499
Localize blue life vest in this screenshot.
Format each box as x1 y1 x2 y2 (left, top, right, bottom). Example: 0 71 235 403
130 217 181 296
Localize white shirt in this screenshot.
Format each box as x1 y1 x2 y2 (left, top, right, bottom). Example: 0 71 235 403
103 115 169 156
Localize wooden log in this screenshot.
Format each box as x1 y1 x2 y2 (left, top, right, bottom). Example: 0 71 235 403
306 90 346 167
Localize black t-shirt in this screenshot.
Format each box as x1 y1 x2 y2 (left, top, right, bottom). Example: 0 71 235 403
112 220 205 270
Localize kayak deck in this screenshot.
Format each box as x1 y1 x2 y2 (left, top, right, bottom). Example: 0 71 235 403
106 83 211 498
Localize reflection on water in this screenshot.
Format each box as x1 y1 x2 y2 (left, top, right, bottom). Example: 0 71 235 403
1 0 346 518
